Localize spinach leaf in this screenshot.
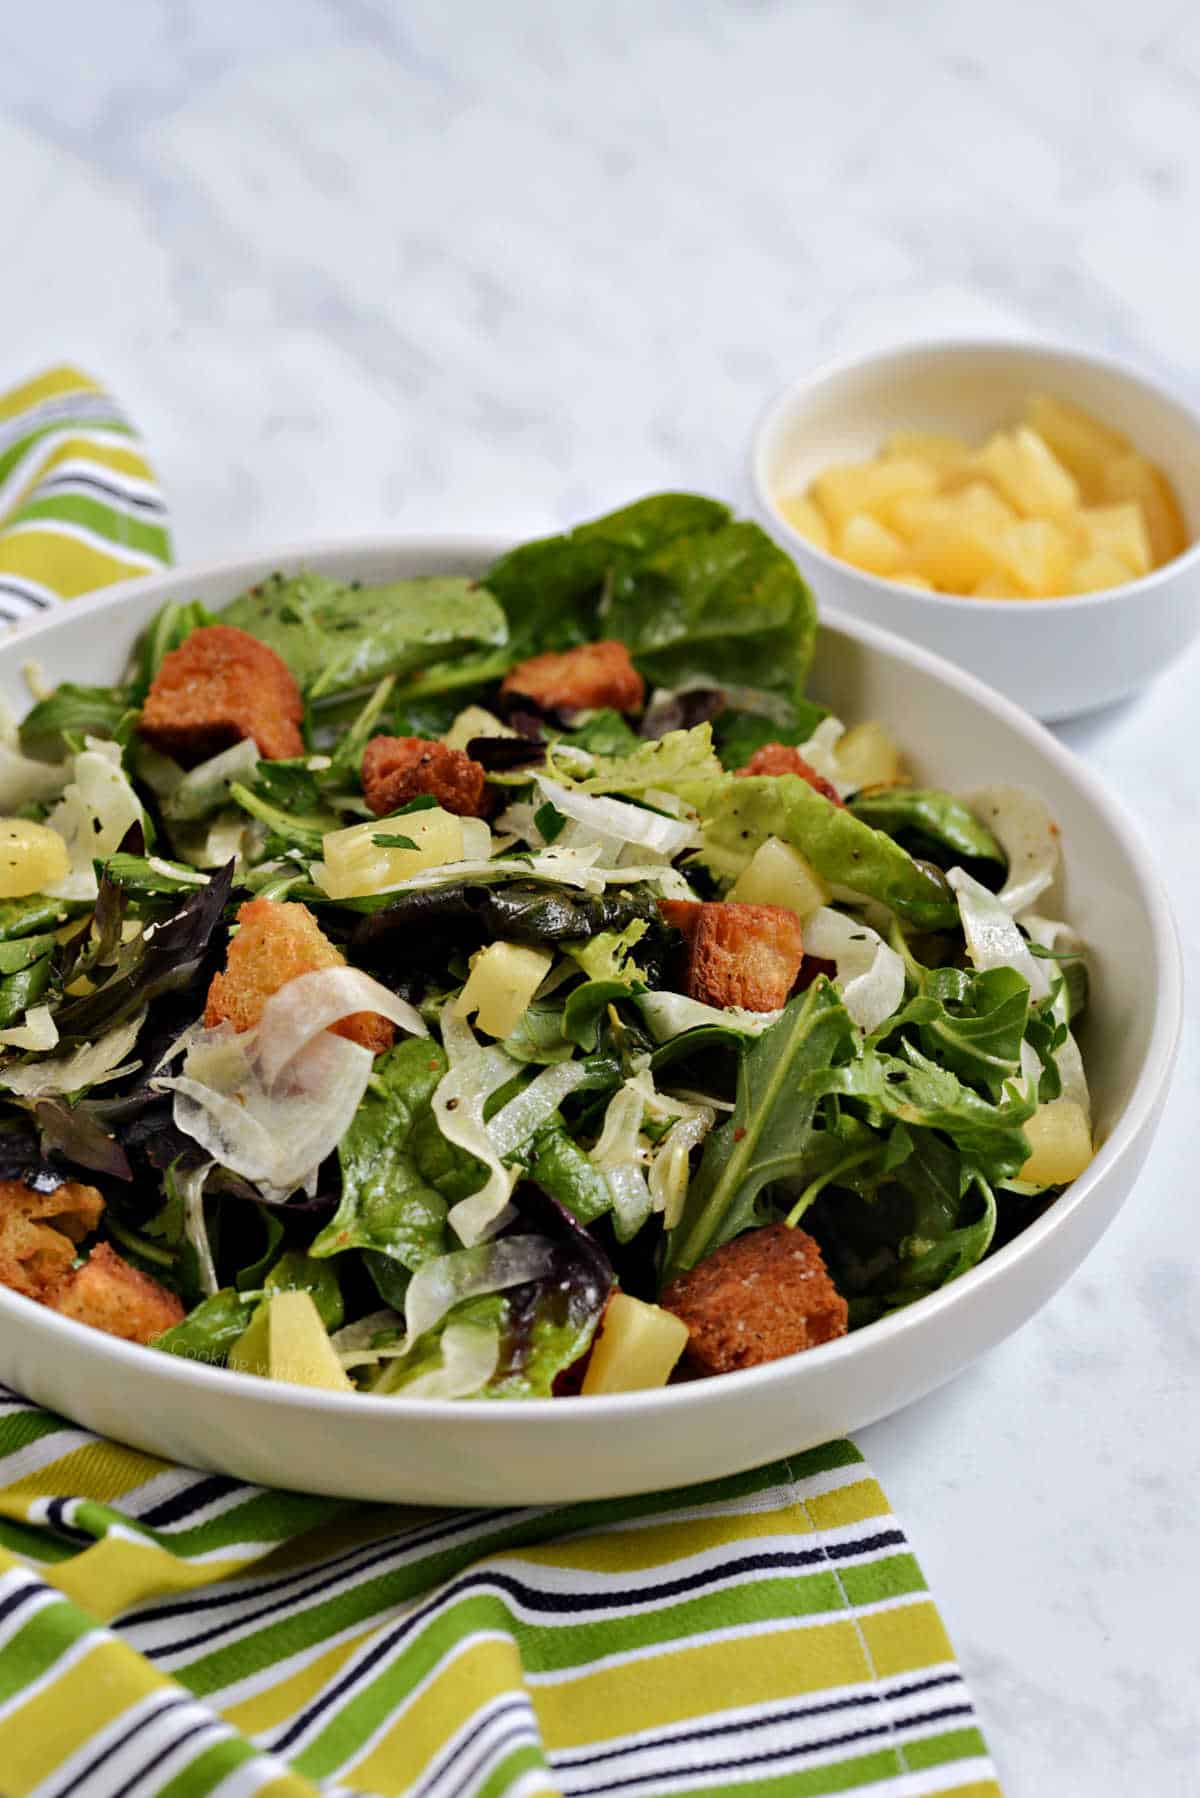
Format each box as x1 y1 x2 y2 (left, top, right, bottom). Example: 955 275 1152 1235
264 1249 344 1331
686 772 958 930
710 702 830 772
604 519 818 705
152 1287 258 1362
309 1037 476 1273
483 493 730 654
849 788 1005 866
527 1126 614 1225
19 684 130 759
558 711 641 757
502 1001 576 1065
352 880 660 953
219 571 508 697
662 980 856 1282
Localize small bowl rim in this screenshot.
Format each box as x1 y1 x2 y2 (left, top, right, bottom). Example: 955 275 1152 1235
751 332 1200 615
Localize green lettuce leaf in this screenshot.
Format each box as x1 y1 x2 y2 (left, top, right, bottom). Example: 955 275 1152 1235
848 788 1005 867
683 772 958 929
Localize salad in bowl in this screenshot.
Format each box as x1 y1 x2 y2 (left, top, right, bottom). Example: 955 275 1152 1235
0 495 1093 1404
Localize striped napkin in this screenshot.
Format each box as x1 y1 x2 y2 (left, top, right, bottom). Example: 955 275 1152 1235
0 367 1002 1798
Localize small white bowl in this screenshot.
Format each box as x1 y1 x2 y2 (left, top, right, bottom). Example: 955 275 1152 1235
0 538 1182 1505
752 338 1200 721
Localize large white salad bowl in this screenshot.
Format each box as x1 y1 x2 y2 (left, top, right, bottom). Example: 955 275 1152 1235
0 537 1180 1505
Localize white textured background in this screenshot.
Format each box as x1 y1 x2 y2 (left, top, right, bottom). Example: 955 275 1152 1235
3 4 1199 1793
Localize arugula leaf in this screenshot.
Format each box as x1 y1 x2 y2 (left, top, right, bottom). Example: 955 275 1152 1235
132 599 216 702
309 1038 479 1273
0 896 75 940
219 571 508 697
101 853 209 897
527 1125 615 1225
228 780 337 857
19 684 130 759
849 788 1005 867
0 953 52 1030
562 981 632 1051
685 772 958 929
875 964 1031 1097
662 980 856 1282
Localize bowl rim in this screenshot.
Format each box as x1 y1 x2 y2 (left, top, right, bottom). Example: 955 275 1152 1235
0 533 1183 1427
750 332 1200 614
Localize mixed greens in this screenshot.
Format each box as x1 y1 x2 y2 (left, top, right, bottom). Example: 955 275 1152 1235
0 494 1093 1399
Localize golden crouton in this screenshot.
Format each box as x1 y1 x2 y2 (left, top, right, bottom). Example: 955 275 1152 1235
736 743 845 806
205 898 394 1054
46 1241 185 1344
500 640 644 714
139 624 304 766
0 1179 105 1300
361 736 489 819
662 1223 847 1375
659 900 804 1012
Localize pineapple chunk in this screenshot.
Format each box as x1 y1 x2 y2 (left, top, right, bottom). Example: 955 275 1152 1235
317 807 480 899
838 512 907 576
1066 549 1137 593
1074 503 1150 577
442 705 515 751
993 518 1075 596
973 570 1028 598
891 571 935 590
230 1292 353 1391
955 480 1018 534
882 492 949 539
730 835 830 919
0 819 70 898
907 515 1001 592
1100 452 1188 565
1019 1099 1093 1186
812 457 939 530
457 941 553 1039
883 430 972 477
1023 393 1130 501
977 427 1079 518
777 492 832 553
835 721 908 789
581 1293 690 1395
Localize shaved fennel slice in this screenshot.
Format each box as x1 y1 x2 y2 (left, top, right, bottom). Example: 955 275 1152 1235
43 740 144 902
803 907 906 1034
0 1008 146 1098
635 991 782 1041
331 1309 405 1369
0 1004 58 1052
488 1060 592 1157
966 785 1060 916
177 1158 219 1297
160 1028 374 1203
949 867 1089 1118
254 967 426 1088
649 1106 716 1229
403 1235 556 1343
389 1322 501 1398
1022 914 1085 958
437 1006 521 1246
0 742 69 811
796 716 855 800
165 738 260 822
535 774 698 860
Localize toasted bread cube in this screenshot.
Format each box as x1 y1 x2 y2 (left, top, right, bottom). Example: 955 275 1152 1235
661 1223 847 1375
500 640 644 714
1065 549 1136 594
777 493 832 553
1100 453 1188 565
1074 503 1150 577
735 743 844 805
660 900 804 1012
46 1241 184 1343
361 736 489 820
976 427 1079 519
838 512 908 576
812 458 939 531
0 1179 105 1301
205 898 394 1053
1019 1099 1093 1185
139 625 304 766
1023 394 1130 501
993 518 1075 596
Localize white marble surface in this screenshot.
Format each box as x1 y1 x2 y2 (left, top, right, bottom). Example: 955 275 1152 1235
3 2 1199 1791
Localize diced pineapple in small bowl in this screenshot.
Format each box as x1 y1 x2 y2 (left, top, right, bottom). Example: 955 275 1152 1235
753 339 1200 719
